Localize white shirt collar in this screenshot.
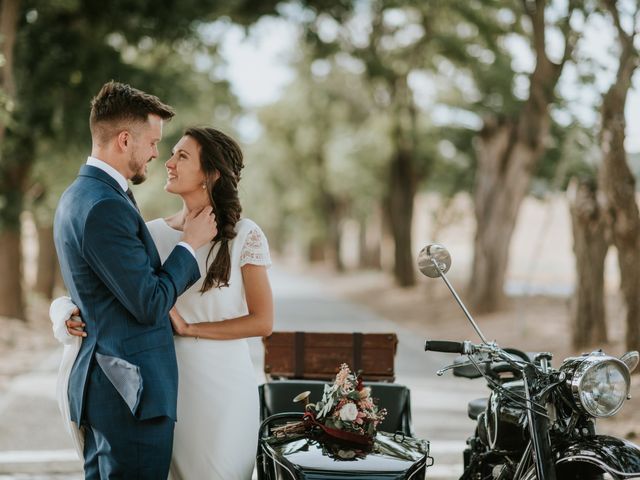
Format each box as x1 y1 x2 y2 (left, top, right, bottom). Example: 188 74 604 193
86 156 128 192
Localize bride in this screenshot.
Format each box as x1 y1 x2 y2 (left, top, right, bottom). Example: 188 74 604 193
50 126 273 480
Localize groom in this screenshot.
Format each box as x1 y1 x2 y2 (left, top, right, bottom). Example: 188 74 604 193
54 81 216 478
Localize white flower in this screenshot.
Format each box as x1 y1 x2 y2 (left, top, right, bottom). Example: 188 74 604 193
339 402 359 422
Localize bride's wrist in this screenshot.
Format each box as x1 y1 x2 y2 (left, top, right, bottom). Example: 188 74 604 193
184 323 196 338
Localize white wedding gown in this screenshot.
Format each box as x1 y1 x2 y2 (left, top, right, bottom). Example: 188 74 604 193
52 217 270 480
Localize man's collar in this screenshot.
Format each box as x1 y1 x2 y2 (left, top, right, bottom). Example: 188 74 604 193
86 156 128 192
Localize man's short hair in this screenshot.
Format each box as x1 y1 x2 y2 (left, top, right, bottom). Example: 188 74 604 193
89 81 175 143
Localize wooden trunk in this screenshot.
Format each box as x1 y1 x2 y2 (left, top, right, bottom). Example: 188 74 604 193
263 332 398 382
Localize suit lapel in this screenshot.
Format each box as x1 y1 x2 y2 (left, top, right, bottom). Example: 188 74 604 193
78 165 138 212
78 164 161 267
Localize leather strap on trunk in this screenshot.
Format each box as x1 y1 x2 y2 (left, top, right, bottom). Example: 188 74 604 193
294 331 305 378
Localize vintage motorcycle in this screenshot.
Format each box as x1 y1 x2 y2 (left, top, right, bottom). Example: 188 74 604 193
419 243 640 479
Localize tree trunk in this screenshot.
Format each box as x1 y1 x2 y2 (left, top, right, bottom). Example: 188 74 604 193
600 100 640 351
385 146 416 287
599 0 640 352
307 238 326 263
0 0 19 149
0 0 23 319
467 1 575 313
330 219 343 272
567 178 609 348
322 193 344 272
0 136 34 319
35 224 58 299
469 120 542 312
311 123 345 271
0 229 22 318
358 210 382 270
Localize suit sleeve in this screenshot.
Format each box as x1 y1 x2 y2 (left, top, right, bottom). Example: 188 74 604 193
81 198 200 325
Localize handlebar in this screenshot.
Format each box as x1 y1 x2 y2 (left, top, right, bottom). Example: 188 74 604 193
426 339 535 376
424 340 470 354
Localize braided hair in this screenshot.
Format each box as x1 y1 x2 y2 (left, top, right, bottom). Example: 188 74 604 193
184 127 244 292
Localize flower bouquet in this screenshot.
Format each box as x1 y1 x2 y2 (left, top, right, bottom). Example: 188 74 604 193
273 363 387 446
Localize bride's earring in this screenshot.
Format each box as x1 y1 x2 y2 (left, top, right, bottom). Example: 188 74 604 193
202 183 206 190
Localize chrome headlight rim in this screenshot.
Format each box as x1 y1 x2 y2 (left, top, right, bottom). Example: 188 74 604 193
569 354 630 418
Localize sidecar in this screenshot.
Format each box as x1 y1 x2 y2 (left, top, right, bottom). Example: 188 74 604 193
256 331 433 479
257 412 431 480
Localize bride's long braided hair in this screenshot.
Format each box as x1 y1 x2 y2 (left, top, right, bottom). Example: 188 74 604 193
185 127 244 292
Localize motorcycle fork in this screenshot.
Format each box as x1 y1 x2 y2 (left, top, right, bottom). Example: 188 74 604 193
522 365 556 480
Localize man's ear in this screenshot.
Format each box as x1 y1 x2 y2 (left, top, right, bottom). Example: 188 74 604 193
116 130 129 151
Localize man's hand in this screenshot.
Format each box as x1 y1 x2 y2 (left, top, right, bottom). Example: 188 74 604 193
182 205 217 250
66 307 87 337
169 307 192 337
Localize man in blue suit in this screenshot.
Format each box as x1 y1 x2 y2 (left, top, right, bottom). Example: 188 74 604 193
54 81 217 479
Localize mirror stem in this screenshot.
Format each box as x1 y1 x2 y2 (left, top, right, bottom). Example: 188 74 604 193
431 258 489 344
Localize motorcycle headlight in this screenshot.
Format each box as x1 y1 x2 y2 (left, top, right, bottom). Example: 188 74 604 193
569 354 630 417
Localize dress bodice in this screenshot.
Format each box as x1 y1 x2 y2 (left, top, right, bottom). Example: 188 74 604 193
145 217 271 325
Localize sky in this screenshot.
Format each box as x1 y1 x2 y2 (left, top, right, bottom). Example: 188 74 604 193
215 11 640 152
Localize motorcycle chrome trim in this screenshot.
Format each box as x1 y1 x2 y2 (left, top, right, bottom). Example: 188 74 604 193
621 351 640 373
407 462 427 480
417 244 451 277
513 441 533 479
263 450 296 480
554 435 640 478
557 455 640 478
567 354 631 417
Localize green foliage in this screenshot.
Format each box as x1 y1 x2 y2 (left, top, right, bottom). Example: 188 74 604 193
9 1 271 227
425 126 476 196
243 50 396 250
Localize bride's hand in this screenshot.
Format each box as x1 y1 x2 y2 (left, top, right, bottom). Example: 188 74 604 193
169 307 192 337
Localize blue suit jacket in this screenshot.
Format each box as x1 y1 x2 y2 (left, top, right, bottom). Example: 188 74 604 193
54 165 200 423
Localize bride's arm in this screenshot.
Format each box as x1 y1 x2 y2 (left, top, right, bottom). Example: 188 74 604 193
169 264 273 340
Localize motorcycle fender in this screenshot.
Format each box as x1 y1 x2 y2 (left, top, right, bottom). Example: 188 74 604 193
555 435 640 477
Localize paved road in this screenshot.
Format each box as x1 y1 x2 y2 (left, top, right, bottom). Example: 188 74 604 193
0 267 486 479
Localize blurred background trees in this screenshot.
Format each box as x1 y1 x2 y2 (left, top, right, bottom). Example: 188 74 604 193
1 0 640 350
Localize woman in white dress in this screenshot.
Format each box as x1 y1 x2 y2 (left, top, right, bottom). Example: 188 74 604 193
51 126 273 480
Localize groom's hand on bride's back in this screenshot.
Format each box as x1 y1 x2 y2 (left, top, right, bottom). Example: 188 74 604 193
182 205 217 250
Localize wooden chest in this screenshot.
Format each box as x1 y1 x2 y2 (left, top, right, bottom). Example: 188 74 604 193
262 331 398 382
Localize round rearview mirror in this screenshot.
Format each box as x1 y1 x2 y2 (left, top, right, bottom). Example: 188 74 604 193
620 351 639 373
418 244 451 278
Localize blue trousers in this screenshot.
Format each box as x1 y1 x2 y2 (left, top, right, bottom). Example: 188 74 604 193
82 365 174 479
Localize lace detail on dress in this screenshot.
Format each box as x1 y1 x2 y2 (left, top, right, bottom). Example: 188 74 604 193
240 227 272 267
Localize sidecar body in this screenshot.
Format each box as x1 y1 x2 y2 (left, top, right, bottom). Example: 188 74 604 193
257 413 431 480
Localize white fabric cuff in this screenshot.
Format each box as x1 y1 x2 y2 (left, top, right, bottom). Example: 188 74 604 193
177 241 196 258
50 296 79 345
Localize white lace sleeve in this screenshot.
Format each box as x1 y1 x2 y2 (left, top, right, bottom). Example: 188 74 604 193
240 226 272 268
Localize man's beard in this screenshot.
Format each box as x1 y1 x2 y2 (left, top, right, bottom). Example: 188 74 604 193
131 172 146 185
129 154 149 185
